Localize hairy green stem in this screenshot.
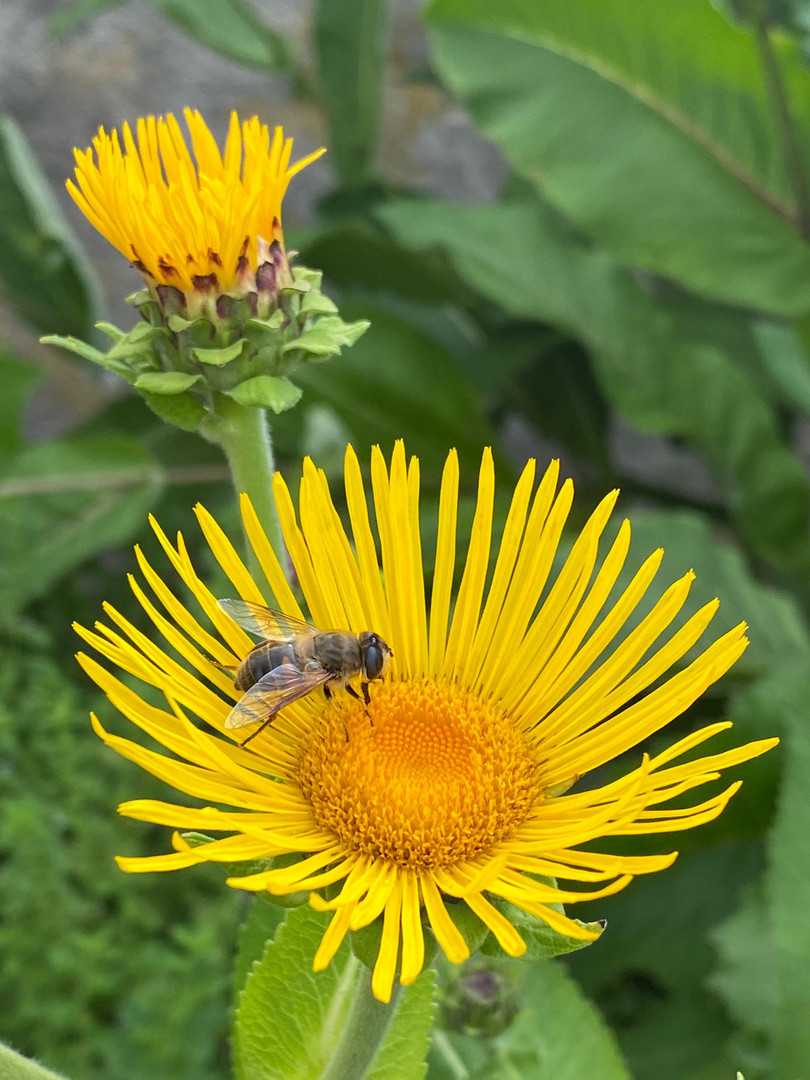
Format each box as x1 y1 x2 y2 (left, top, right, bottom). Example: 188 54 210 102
750 0 810 240
0 1043 68 1080
204 396 285 579
319 965 401 1080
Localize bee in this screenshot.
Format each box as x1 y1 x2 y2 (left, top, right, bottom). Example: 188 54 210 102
216 599 392 746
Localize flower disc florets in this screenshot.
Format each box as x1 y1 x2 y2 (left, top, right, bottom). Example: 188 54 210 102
297 680 541 868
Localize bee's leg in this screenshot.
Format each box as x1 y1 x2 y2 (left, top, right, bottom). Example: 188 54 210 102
361 682 371 706
345 684 363 703
239 717 273 750
322 683 350 741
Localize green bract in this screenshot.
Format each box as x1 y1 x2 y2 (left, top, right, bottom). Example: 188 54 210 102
42 266 369 432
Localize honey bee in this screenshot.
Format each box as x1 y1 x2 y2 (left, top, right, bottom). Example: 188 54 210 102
217 599 392 746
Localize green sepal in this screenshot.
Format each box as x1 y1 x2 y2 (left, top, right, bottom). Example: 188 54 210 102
125 288 152 307
141 391 207 431
281 316 371 359
227 375 302 412
94 321 127 343
39 333 138 383
480 897 604 961
300 290 339 316
135 371 201 394
292 266 323 289
192 340 246 366
39 333 107 366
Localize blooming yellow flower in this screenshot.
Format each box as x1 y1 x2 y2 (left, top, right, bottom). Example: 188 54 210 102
74 444 776 1003
67 108 324 296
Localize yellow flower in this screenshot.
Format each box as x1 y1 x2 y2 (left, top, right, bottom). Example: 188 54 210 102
67 108 324 297
74 444 776 1003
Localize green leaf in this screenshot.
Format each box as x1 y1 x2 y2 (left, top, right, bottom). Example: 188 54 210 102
366 970 436 1080
0 1040 71 1079
134 372 201 394
495 962 633 1079
708 883 778 1043
233 905 354 1080
0 353 44 455
149 0 295 73
192 341 245 367
379 197 810 577
233 898 286 998
765 661 810 1078
228 375 303 412
295 303 495 474
315 0 388 184
0 434 162 613
482 899 604 961
425 0 810 315
0 115 103 338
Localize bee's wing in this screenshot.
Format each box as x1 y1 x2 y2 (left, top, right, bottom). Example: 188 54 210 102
224 662 332 729
217 599 317 642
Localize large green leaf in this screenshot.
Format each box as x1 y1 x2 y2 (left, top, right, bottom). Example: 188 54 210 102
295 302 495 476
233 904 435 1080
425 0 810 315
0 434 162 615
315 0 388 184
0 353 44 456
0 115 102 339
571 841 763 1080
765 661 810 1078
378 197 810 577
494 962 632 1080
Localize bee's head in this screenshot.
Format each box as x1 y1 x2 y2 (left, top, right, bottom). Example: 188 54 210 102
358 632 393 681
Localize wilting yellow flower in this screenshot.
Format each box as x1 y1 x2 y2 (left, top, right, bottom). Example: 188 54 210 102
68 108 324 298
75 444 776 1002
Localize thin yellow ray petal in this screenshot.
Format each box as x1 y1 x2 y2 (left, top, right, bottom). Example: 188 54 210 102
371 444 409 675
344 445 391 642
462 457 535 687
542 848 678 875
372 871 403 1003
350 862 397 929
406 456 429 673
194 503 267 604
421 872 470 963
428 449 459 676
464 892 526 957
478 470 573 697
442 448 495 680
90 712 281 811
500 489 620 717
533 571 702 748
134 545 238 664
545 628 748 779
272 472 332 627
313 904 355 971
127 574 237 699
240 493 305 616
399 872 425 985
149 515 253 655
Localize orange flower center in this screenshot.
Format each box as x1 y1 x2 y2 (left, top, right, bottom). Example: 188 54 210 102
295 678 541 868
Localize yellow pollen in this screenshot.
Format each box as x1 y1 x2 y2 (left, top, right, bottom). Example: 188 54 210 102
295 679 541 869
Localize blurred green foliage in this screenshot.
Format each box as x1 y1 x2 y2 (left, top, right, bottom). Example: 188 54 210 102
3 0 810 1077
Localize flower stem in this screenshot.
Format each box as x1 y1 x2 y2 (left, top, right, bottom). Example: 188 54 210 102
204 396 285 576
319 965 401 1080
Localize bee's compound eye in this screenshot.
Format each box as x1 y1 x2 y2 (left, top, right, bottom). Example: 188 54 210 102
360 633 389 680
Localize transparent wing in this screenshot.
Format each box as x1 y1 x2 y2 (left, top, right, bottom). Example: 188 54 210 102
217 599 317 642
224 663 332 729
